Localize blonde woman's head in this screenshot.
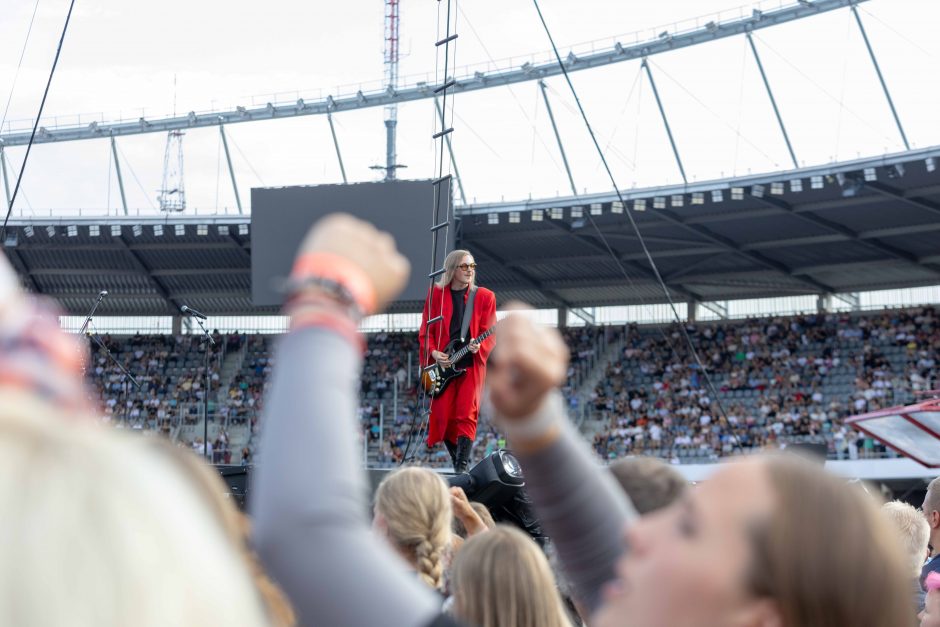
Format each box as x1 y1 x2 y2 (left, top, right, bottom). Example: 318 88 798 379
437 249 476 289
452 525 571 627
0 403 269 627
373 467 452 591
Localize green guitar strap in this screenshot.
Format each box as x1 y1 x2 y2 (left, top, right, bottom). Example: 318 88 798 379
459 286 477 343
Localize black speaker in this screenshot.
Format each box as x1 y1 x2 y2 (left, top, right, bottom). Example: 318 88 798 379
216 465 252 509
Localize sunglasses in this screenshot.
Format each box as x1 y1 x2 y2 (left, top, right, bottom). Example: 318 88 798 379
457 263 477 271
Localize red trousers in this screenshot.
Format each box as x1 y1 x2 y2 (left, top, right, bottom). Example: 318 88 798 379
427 363 486 446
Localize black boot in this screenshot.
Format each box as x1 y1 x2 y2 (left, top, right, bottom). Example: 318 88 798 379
444 440 458 468
454 436 473 474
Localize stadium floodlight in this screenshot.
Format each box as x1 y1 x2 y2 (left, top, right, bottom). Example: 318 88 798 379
110 225 121 237
847 398 940 468
175 224 185 236
488 213 499 225
197 224 208 236
550 207 563 220
590 203 602 215
217 225 229 235
132 225 143 237
88 225 100 237
23 226 34 238
153 224 163 237
67 225 78 237
670 194 684 207
531 209 543 221
691 192 704 205
711 189 723 203
238 224 249 236
863 167 877 181
610 200 624 214
730 187 744 200
509 211 521 224
3 230 17 248
570 205 583 218
633 198 646 212
927 158 937 173
790 179 803 192
888 163 905 179
46 226 56 238
770 182 784 195
810 175 824 189
751 184 765 198
653 197 666 209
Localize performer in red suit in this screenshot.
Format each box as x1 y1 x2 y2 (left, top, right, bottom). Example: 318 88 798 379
419 249 496 473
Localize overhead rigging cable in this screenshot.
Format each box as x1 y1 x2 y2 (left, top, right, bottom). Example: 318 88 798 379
0 0 42 132
530 0 730 421
0 0 79 241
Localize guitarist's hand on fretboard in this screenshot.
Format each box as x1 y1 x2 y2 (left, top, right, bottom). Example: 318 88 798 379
467 339 480 354
431 350 451 367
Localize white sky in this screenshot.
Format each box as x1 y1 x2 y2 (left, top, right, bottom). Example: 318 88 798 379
0 0 936 216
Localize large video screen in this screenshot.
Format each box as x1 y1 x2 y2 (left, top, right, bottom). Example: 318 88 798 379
251 179 453 309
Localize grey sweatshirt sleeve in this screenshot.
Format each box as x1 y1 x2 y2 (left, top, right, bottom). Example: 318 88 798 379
251 328 442 627
508 392 636 615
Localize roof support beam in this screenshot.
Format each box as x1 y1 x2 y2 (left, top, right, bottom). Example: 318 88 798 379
650 207 835 293
538 80 578 196
471 240 573 308
750 193 940 277
114 235 180 312
7 249 41 293
642 59 687 184
540 219 704 301
746 32 798 168
851 5 909 150
0 0 862 147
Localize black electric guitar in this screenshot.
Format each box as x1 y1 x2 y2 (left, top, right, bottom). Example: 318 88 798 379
421 326 495 396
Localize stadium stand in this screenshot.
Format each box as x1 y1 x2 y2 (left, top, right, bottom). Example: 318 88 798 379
82 305 938 468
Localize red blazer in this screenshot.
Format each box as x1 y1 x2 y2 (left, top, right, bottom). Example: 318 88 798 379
419 284 496 368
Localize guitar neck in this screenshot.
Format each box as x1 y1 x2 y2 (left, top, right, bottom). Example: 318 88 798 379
450 328 494 362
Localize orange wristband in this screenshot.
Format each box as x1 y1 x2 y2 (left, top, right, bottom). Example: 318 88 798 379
289 308 365 352
290 252 377 316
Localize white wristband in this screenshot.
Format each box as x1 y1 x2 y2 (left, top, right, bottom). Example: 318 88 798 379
497 391 565 442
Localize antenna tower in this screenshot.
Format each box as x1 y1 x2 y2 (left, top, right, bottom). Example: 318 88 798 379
158 130 186 212
371 0 405 180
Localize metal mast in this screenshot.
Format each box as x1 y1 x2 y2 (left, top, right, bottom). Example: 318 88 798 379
158 130 186 212
379 0 404 179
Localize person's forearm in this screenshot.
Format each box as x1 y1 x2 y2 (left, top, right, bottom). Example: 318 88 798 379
252 328 441 626
509 392 636 614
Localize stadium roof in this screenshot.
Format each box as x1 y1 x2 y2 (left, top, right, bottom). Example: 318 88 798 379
4 146 939 317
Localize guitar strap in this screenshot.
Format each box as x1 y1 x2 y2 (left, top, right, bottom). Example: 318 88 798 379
459 286 478 343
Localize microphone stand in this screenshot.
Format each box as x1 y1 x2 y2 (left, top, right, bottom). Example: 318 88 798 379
189 313 216 462
79 291 106 336
86 330 142 425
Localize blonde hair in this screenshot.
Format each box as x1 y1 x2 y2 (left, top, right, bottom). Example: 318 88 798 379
452 525 571 627
0 392 269 627
881 500 930 577
436 249 475 289
374 467 452 591
146 440 296 626
747 456 914 627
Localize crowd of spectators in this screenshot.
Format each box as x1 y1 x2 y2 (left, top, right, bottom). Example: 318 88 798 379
588 307 939 463
80 307 940 468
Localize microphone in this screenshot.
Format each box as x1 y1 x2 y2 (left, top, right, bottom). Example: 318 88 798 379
99 290 108 297
180 305 207 319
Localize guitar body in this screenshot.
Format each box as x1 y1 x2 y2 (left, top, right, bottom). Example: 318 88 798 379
421 338 470 397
